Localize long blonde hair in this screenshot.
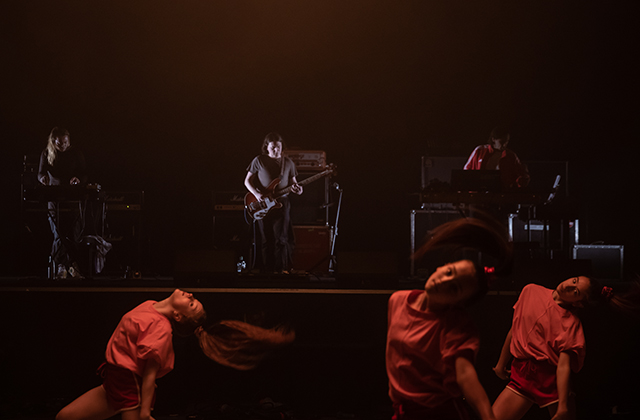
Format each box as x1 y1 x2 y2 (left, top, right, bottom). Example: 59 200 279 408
46 127 70 165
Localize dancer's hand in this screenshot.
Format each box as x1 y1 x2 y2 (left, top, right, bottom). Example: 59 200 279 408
492 365 510 380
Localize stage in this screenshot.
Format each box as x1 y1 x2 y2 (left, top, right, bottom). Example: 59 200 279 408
2 268 639 420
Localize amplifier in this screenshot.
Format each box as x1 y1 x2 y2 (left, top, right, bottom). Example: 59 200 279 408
289 171 329 225
410 209 463 278
102 193 143 274
213 191 245 212
292 225 331 272
284 150 326 171
573 245 624 280
105 191 144 211
509 216 578 250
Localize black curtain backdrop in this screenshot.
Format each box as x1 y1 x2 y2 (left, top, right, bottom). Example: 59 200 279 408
2 1 639 276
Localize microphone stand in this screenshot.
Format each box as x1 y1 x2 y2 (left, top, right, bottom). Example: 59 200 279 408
329 182 343 273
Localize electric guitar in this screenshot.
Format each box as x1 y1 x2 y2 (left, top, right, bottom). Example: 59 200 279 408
245 164 335 220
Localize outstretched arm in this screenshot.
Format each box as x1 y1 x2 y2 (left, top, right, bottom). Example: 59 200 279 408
551 352 574 420
493 327 513 380
139 358 160 420
456 356 496 420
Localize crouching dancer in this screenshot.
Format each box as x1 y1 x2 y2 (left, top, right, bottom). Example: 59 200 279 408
56 289 294 420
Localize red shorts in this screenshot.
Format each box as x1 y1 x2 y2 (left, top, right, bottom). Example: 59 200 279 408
507 358 558 407
97 362 155 412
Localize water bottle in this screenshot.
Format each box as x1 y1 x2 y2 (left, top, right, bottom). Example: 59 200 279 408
236 256 247 273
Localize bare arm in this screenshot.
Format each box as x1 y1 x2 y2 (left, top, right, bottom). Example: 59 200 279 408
551 352 573 420
493 327 513 380
456 357 496 420
244 172 263 201
139 358 160 420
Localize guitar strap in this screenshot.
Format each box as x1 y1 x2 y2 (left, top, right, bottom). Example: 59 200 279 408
279 155 285 179
278 156 287 196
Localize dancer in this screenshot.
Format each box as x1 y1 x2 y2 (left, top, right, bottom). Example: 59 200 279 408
492 277 640 420
56 289 294 420
386 216 512 420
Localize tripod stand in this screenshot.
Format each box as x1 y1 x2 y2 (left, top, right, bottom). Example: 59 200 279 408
328 182 343 273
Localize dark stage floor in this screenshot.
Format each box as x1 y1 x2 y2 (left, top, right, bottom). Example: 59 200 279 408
1 273 399 420
2 268 639 420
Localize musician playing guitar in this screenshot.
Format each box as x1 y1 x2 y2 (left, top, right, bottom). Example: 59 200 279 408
244 132 302 274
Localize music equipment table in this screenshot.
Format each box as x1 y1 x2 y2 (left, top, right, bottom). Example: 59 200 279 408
22 184 102 202
420 191 548 206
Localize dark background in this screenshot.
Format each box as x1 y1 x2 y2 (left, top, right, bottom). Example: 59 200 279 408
2 3 640 419
1 1 639 276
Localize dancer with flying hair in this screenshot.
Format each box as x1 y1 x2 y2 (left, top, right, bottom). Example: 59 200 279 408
56 289 293 420
386 216 512 420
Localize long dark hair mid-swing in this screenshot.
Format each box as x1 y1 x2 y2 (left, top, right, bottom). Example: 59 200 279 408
413 216 511 266
196 320 295 371
412 215 513 302
171 304 294 370
585 276 640 318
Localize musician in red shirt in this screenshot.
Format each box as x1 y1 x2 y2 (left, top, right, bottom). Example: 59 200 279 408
244 132 303 274
464 126 530 191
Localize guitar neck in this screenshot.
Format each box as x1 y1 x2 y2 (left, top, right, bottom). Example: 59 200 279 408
274 169 332 198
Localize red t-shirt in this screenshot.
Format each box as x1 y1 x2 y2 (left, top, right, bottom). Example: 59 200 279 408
510 284 586 372
105 301 175 378
386 290 480 408
464 144 529 189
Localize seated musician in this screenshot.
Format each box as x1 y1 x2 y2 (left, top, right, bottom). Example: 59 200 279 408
464 125 530 190
38 127 87 279
244 132 303 274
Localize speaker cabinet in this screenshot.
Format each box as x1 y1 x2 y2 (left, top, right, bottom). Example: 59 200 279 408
19 208 53 276
410 209 463 277
103 191 143 275
212 211 252 257
509 216 578 251
289 171 329 225
573 245 624 280
292 225 331 272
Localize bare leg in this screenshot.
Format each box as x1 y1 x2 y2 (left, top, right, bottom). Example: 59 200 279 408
56 385 118 420
492 387 534 420
121 408 147 420
547 394 576 420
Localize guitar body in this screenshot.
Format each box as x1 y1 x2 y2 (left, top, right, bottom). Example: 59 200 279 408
244 165 336 220
244 179 283 220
